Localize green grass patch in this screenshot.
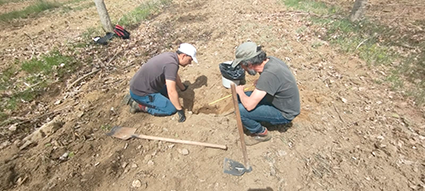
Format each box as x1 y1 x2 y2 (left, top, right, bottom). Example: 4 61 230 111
313 18 396 66
0 50 80 122
0 0 61 22
284 0 339 15
80 0 171 41
100 124 112 131
0 66 18 91
283 0 425 106
81 27 103 41
61 0 93 14
117 0 172 27
22 50 72 75
311 41 324 48
0 0 28 5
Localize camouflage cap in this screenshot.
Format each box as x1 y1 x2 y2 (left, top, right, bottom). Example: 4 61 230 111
231 42 261 68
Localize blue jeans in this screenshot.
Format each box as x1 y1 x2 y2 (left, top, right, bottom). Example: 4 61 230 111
130 86 177 116
238 91 291 134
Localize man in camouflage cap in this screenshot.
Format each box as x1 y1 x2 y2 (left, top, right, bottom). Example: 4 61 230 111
232 41 300 145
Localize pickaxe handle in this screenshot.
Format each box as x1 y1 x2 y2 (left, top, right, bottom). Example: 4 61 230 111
133 134 228 150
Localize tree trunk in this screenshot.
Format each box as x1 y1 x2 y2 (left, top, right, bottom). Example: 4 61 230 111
349 0 367 22
94 0 114 33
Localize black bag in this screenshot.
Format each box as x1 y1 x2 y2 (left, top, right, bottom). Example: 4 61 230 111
219 62 245 80
114 25 130 39
93 32 115 45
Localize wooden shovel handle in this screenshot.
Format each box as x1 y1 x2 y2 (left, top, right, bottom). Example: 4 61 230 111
230 83 250 168
133 134 228 150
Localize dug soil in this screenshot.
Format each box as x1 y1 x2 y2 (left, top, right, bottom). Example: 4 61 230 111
0 0 424 190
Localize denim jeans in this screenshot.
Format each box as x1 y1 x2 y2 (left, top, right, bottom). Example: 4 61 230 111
129 86 177 116
238 91 291 134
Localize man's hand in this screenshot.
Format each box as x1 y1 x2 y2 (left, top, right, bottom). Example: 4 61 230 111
235 85 245 95
177 109 186 122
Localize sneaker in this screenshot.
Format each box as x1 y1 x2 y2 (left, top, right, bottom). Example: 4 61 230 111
245 128 271 146
129 101 148 114
121 94 134 105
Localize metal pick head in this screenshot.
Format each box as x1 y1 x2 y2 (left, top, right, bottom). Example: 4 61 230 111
223 158 252 176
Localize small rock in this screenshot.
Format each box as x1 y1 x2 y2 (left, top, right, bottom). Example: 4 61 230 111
54 100 61 105
122 162 128 168
0 140 11 150
131 164 138 168
278 150 287 157
77 111 84 118
8 124 17 131
147 160 154 165
391 113 400 118
144 155 152 161
132 180 142 188
59 152 69 160
179 148 189 155
16 176 28 185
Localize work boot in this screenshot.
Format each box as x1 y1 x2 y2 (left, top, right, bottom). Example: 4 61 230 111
245 128 271 146
129 101 148 114
121 94 134 105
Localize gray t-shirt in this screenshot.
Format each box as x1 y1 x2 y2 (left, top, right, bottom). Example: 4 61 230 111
256 56 300 120
130 52 179 96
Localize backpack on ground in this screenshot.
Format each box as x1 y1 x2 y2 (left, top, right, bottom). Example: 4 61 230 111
114 25 130 39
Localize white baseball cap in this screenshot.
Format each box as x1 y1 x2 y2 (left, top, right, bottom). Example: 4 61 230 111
178 43 198 64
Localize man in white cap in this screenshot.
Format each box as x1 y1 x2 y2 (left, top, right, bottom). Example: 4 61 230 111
231 41 300 145
123 43 198 122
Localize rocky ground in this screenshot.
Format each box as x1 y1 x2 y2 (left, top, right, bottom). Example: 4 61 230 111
0 0 424 190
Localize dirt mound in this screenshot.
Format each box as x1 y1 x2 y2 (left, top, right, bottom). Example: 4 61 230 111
1 0 424 190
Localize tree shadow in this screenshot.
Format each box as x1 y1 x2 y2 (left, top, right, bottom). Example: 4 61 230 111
180 75 208 111
247 187 273 191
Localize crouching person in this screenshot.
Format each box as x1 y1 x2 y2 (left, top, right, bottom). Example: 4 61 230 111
123 43 198 123
231 42 300 145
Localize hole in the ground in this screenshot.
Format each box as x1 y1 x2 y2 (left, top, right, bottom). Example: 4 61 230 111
194 100 234 115
194 104 219 114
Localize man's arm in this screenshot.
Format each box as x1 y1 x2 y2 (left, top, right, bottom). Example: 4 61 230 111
175 75 186 91
165 79 183 110
236 85 267 111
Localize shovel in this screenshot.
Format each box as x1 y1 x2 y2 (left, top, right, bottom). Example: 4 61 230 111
107 126 227 150
223 83 252 176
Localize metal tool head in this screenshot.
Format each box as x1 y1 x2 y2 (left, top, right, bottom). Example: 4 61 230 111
106 126 136 140
223 158 252 176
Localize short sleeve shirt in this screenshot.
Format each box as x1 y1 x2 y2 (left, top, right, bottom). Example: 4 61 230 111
256 56 301 120
130 52 179 96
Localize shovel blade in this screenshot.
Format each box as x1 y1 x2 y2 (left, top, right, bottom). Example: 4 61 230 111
223 158 252 176
106 126 136 140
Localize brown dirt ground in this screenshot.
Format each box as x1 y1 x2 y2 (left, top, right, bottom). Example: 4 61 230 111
1 0 424 190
